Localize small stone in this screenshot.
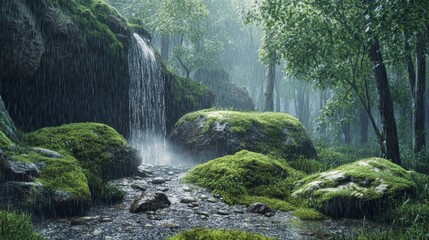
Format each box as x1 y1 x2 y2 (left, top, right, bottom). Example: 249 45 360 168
207 198 218 203
132 176 142 180
187 202 199 208
144 224 153 228
91 229 102 236
180 196 197 203
183 186 192 192
104 237 113 240
163 223 180 229
131 184 147 191
157 187 169 192
167 171 174 175
146 211 155 215
99 216 113 222
194 210 209 217
233 209 245 214
200 195 208 200
71 216 98 225
247 202 275 217
147 215 157 220
200 215 208 220
151 177 166 184
217 210 231 215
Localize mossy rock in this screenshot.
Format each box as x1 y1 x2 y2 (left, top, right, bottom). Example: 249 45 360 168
166 228 274 240
292 158 416 218
23 123 140 202
170 109 317 162
182 150 304 210
1 151 92 217
0 131 13 150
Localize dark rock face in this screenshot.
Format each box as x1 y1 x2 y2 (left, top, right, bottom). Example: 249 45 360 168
0 96 18 142
0 0 130 136
129 192 171 213
194 69 255 110
4 160 40 182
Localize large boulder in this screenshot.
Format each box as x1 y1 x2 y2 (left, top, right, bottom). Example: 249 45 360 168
129 192 171 213
24 123 140 202
0 152 92 217
182 150 304 210
170 109 317 162
292 158 416 218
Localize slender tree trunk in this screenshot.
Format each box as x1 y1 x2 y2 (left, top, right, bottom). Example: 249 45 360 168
360 106 369 144
161 35 170 61
415 33 426 153
367 37 401 165
275 79 281 112
264 63 276 111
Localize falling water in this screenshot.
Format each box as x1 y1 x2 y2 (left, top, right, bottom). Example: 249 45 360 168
128 33 171 165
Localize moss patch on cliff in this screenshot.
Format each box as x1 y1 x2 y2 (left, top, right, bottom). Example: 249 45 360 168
48 0 125 55
182 150 304 210
24 123 129 202
166 228 274 240
0 131 13 150
0 210 45 240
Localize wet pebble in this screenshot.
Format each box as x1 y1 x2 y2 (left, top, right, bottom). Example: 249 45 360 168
99 216 113 222
151 177 166 184
217 210 231 216
131 184 147 191
71 216 98 225
167 171 174 176
180 197 197 203
183 186 192 192
207 198 218 203
163 223 180 229
157 187 169 192
200 194 208 200
194 210 209 217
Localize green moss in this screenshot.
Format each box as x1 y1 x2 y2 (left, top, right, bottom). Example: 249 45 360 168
47 0 124 57
166 228 274 240
0 210 45 240
293 158 416 209
182 150 304 210
23 123 127 202
292 208 325 220
11 152 90 200
176 109 314 158
0 130 13 150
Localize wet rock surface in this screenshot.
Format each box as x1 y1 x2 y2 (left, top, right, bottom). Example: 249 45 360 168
35 164 384 240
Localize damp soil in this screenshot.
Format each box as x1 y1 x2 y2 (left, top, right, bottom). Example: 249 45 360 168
34 164 384 240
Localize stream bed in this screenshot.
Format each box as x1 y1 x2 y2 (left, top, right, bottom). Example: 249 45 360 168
35 164 383 240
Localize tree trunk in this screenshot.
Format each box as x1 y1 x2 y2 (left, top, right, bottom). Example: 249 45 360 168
160 35 170 61
415 33 426 153
360 106 369 144
264 62 276 111
367 37 401 165
275 79 281 112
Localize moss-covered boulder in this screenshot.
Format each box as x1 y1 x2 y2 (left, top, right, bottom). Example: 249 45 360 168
182 150 304 211
292 158 416 218
23 123 140 202
1 151 92 217
167 228 273 240
170 109 317 162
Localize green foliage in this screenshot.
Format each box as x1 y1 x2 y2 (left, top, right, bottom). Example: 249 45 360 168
182 150 304 210
292 208 325 220
315 144 379 168
0 131 13 150
0 210 45 240
166 228 274 240
288 158 328 174
23 123 127 202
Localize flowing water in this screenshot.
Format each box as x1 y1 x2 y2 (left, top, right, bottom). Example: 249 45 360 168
128 33 172 165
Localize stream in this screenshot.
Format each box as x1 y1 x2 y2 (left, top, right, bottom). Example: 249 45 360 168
35 164 382 240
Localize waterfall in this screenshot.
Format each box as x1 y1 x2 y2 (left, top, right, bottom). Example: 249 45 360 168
128 33 170 165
